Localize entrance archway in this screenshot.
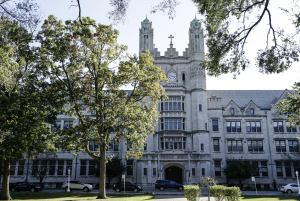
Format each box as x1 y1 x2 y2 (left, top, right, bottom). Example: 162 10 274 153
165 166 183 184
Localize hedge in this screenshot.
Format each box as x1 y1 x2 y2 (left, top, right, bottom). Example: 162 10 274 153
210 185 241 201
183 185 201 201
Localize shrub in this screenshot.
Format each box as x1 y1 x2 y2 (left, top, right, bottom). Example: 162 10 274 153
183 185 201 201
210 185 226 201
210 185 241 201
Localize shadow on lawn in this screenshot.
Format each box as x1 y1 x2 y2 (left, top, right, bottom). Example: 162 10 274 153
11 192 153 200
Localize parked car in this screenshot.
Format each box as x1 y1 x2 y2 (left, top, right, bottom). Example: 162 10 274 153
279 183 299 194
9 182 42 192
113 181 142 193
61 180 93 192
155 180 184 191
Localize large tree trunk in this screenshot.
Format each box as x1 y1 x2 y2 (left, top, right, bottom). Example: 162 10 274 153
97 144 106 199
0 160 12 200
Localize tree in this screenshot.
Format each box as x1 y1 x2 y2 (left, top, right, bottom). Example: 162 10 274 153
38 15 167 199
275 83 300 126
0 16 60 200
200 177 218 201
222 158 259 188
0 0 41 32
95 155 126 188
31 149 57 187
71 0 180 24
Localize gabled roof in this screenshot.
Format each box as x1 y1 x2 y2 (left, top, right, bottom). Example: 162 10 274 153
207 90 285 109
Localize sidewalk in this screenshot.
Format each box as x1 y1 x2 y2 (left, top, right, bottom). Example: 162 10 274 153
155 195 216 201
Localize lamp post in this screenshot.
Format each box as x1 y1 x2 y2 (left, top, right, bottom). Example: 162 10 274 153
67 168 71 192
296 171 300 195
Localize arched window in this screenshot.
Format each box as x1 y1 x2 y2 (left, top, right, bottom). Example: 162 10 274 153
182 73 185 81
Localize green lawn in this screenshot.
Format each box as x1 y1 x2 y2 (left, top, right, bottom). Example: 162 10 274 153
10 192 154 201
241 195 300 201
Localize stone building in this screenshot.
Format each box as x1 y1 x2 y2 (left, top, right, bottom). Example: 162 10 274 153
9 17 300 190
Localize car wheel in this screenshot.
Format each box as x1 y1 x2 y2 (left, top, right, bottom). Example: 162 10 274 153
83 187 89 192
116 188 120 192
287 189 292 194
160 186 164 191
30 188 35 192
134 188 138 193
178 187 183 191
11 188 16 192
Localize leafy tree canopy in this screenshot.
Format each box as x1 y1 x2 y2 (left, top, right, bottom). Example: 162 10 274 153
0 16 60 200
38 15 167 198
223 158 259 188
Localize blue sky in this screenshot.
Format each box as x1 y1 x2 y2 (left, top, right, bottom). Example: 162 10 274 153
38 0 300 90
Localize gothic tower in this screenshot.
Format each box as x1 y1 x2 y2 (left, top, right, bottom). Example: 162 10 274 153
139 16 154 55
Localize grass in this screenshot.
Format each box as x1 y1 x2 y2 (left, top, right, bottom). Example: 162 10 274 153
241 195 300 201
10 192 154 201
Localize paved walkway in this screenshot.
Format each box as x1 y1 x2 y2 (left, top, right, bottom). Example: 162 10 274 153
155 195 216 201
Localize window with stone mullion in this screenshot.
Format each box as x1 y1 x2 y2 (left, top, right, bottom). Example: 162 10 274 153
162 118 185 131
160 137 186 150
161 96 184 111
246 121 261 132
226 121 241 132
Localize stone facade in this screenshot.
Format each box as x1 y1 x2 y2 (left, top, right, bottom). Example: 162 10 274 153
9 17 300 190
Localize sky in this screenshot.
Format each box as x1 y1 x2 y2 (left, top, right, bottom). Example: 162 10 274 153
38 0 300 90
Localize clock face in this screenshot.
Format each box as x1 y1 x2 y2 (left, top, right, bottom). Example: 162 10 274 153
168 72 176 80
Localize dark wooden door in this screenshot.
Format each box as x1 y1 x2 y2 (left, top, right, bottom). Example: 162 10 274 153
165 166 182 184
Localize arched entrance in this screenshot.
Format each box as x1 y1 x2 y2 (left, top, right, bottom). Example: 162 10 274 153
165 166 183 184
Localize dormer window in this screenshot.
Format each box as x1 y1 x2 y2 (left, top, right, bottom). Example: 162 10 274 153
250 108 254 115
230 108 235 115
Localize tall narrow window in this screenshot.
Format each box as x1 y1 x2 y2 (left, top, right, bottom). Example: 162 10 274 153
10 161 16 176
127 160 133 175
192 168 195 176
199 104 202 111
213 139 220 151
17 160 25 175
182 73 185 81
230 108 235 115
214 160 221 176
201 144 204 151
80 160 87 176
212 120 219 131
153 168 156 176
285 161 292 177
202 168 205 176
144 168 147 175
250 108 254 115
88 160 95 176
276 161 283 177
261 161 268 176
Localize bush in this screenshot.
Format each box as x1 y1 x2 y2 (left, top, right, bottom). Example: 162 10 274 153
210 185 241 201
210 185 226 201
183 185 201 201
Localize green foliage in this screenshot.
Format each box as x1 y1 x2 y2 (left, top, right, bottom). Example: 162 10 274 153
95 156 126 184
275 82 300 127
210 185 227 201
183 185 200 201
192 0 300 76
38 15 167 199
0 15 60 200
222 158 259 188
210 185 241 201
